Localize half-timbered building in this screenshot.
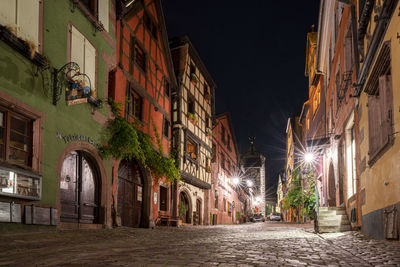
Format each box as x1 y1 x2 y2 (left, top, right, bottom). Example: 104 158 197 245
170 36 216 225
210 113 242 225
111 0 177 228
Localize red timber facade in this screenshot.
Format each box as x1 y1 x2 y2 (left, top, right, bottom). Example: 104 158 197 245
210 113 244 224
111 0 177 228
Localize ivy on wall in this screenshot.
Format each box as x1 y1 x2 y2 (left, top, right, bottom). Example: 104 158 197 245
100 99 180 183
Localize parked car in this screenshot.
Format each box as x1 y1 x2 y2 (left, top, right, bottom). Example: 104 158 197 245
250 213 265 223
269 212 282 221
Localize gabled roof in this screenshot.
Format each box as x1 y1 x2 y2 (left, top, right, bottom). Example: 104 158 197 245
169 36 216 89
214 112 239 162
117 0 177 88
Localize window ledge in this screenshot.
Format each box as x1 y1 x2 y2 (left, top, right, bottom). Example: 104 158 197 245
71 0 104 32
0 25 47 68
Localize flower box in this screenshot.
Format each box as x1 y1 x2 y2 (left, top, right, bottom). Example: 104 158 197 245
190 73 199 86
187 112 198 125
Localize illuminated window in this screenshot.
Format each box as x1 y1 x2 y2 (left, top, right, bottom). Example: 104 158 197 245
186 138 197 160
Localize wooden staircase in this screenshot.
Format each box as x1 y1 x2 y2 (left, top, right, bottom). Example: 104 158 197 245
317 207 351 233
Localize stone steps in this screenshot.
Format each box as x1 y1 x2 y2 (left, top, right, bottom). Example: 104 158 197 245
317 207 351 233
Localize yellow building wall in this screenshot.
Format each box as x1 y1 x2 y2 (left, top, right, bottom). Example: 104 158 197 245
358 2 400 216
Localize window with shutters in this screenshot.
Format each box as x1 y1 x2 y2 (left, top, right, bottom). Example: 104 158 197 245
130 38 146 73
0 0 40 51
368 74 393 164
127 86 143 120
163 117 170 138
211 143 216 163
0 107 32 167
74 0 109 32
71 26 97 95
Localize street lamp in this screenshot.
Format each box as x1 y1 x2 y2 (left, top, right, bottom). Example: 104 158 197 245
246 180 253 187
232 177 240 185
304 152 314 164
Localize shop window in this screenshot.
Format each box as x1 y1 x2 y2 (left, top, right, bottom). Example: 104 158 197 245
163 117 170 138
159 186 168 211
0 108 32 167
71 26 97 94
186 137 197 160
127 86 143 120
143 11 157 40
0 0 40 52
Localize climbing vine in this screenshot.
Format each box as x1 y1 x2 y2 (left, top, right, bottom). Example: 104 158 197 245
100 98 180 183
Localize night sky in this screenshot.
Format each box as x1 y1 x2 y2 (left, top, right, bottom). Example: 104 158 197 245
162 1 320 199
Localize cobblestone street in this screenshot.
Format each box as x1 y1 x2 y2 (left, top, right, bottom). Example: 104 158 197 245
0 222 399 266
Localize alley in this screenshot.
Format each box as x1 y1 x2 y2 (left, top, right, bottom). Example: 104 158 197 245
1 223 399 266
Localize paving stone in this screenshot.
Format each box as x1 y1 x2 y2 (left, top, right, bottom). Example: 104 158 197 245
0 222 399 266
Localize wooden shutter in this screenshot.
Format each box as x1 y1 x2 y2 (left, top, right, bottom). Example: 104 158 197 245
17 0 39 49
379 75 393 148
71 26 85 73
98 0 109 32
0 0 16 27
84 39 96 94
368 93 381 159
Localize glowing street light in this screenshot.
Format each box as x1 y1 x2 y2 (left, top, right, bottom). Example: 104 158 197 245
304 152 315 164
246 180 253 187
232 177 240 185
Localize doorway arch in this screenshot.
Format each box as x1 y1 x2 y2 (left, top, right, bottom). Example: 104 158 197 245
328 162 336 207
179 191 191 224
117 159 145 227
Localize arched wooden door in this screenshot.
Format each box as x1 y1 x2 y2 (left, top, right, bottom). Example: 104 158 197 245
60 151 99 224
117 160 144 227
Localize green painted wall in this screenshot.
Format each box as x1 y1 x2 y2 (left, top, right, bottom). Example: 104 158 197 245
0 0 115 206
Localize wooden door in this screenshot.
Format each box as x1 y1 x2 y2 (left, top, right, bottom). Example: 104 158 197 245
60 151 99 224
196 199 201 225
117 160 143 227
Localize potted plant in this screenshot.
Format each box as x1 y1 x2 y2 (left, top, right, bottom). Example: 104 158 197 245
187 112 198 125
190 73 199 85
